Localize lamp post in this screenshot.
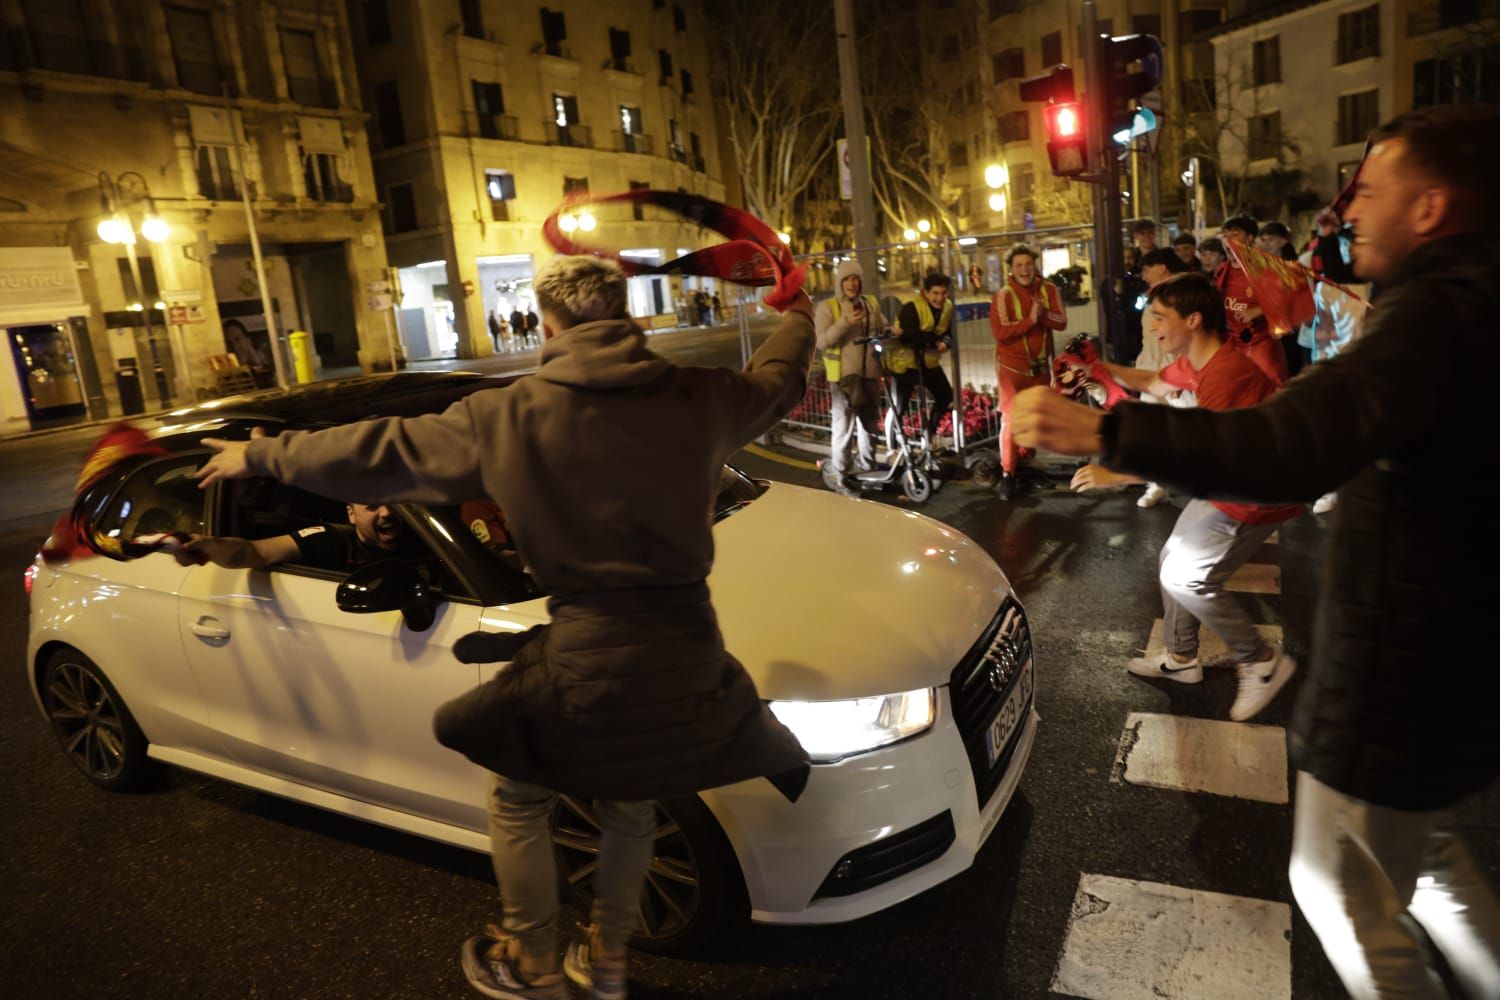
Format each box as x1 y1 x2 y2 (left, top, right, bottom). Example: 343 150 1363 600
97 171 184 405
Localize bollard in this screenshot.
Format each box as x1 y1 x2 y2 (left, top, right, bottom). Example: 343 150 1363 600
288 330 315 384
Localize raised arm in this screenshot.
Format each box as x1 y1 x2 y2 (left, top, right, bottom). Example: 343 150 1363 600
714 294 817 448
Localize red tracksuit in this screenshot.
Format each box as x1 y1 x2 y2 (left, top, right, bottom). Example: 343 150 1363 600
991 277 1067 473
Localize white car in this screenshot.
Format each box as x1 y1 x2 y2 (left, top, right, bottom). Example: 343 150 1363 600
25 372 1038 952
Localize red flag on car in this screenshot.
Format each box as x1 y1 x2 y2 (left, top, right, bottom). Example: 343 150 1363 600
41 422 169 565
541 189 806 310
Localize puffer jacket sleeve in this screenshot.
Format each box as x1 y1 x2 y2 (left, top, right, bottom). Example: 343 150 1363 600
1104 291 1444 504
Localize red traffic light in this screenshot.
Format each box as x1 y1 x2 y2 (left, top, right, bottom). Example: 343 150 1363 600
1048 103 1081 138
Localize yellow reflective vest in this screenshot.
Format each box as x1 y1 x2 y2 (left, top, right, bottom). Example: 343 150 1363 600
887 296 953 374
823 294 880 382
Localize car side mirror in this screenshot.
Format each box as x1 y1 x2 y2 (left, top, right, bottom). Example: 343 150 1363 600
336 559 437 632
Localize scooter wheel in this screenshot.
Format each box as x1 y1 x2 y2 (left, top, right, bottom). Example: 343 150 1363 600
970 457 1000 487
902 467 932 504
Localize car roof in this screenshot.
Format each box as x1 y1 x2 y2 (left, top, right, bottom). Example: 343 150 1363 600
147 371 514 448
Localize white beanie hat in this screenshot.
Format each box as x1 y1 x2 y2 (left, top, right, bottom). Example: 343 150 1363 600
835 258 864 286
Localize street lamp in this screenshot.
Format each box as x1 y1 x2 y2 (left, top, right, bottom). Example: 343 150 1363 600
902 227 917 241
989 192 1007 213
916 219 931 234
984 163 1009 190
98 171 181 405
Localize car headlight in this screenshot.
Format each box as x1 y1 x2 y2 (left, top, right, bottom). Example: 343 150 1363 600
768 689 936 763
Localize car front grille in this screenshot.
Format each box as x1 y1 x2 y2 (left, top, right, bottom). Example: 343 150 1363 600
812 811 956 899
949 596 1034 808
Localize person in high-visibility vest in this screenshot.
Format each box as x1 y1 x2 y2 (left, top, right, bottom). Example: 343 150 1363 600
990 244 1067 499
891 272 956 443
814 259 885 494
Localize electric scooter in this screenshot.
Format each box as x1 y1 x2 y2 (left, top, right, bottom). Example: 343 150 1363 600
825 331 938 503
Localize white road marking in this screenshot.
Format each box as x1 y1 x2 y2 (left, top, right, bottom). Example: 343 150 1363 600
1225 563 1280 594
1051 873 1292 1000
1146 619 1283 666
1111 712 1288 804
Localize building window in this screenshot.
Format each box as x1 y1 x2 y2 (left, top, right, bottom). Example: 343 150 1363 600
993 47 1024 82
1182 77 1216 113
658 49 673 83
948 141 969 167
1336 5 1380 64
1013 165 1034 202
540 7 568 57
195 145 237 201
669 118 685 161
999 109 1029 143
363 0 391 45
281 28 335 108
1131 14 1162 38
387 182 417 233
552 93 587 146
473 81 509 139
486 169 516 221
1413 47 1500 106
1042 31 1063 68
608 27 632 71
690 131 703 171
21 0 100 75
629 180 649 220
1336 89 1379 145
673 4 686 31
989 0 1021 16
563 176 589 196
461 0 484 40
1440 0 1481 28
166 6 224 95
304 152 350 202
1248 111 1282 160
1252 37 1281 86
681 68 694 98
375 79 405 148
619 104 648 152
1180 9 1222 37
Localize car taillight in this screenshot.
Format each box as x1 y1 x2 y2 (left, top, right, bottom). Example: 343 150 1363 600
24 562 39 595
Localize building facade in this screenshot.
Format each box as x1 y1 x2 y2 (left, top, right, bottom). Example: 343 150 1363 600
0 0 393 436
347 0 729 361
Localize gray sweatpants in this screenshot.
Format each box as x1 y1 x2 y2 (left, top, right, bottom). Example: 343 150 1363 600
1159 499 1278 663
486 774 656 956
828 379 879 476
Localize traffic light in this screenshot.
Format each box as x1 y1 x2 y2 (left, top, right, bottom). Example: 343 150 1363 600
1018 65 1088 178
1101 33 1162 146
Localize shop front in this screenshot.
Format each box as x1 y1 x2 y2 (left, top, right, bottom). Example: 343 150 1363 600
0 247 101 435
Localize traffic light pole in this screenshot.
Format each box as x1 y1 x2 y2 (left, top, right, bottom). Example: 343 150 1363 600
1081 0 1125 361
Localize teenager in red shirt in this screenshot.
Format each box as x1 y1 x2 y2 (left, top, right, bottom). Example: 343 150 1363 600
1216 216 1288 386
990 244 1067 499
1071 272 1299 721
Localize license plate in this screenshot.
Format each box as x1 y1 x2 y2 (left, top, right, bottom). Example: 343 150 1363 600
985 660 1034 767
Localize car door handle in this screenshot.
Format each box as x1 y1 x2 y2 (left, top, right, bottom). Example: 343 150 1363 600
190 616 231 641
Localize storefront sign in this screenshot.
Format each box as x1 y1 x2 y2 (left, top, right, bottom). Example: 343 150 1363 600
163 288 203 303
0 247 85 313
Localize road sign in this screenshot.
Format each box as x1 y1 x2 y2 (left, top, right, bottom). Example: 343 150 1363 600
167 304 205 324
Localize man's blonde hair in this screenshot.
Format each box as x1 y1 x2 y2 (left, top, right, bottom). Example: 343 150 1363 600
533 255 630 329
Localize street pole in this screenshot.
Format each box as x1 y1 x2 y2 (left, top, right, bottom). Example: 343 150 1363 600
223 90 290 389
1082 0 1124 360
834 0 880 299
122 239 172 406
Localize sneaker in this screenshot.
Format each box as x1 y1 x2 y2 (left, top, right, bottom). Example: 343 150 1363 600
564 927 628 1000
1230 646 1297 721
1137 483 1170 508
1127 649 1203 684
1313 492 1337 515
460 926 567 1000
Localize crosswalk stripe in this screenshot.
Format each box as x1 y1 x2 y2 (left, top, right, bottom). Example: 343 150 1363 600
1111 712 1289 804
1225 563 1280 594
1051 873 1292 1000
1145 619 1283 666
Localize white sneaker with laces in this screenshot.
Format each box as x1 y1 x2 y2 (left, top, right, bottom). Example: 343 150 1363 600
1137 483 1170 508
1230 646 1297 721
1313 493 1337 515
1127 649 1203 684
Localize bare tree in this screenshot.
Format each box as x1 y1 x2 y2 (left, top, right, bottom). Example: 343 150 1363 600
707 0 841 232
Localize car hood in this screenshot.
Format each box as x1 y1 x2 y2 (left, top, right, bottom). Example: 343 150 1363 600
708 483 1009 701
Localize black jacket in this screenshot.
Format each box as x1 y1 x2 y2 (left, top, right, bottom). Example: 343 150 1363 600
1099 233 1498 810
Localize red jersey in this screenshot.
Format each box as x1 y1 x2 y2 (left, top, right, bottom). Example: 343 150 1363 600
1214 261 1287 385
1157 346 1301 525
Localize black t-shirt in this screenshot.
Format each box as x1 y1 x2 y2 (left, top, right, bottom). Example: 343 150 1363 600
291 524 427 572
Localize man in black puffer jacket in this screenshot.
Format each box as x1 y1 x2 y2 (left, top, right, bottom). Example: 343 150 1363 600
1007 106 1500 999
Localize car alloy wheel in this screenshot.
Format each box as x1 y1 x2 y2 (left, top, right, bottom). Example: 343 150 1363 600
41 650 148 790
553 795 701 943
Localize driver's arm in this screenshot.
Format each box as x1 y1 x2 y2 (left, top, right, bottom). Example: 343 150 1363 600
180 533 299 570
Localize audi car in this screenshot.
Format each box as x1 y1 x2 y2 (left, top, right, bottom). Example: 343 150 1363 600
25 371 1038 953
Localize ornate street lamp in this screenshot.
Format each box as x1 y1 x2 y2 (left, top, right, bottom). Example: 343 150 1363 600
98 171 183 405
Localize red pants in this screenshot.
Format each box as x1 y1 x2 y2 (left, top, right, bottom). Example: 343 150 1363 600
998 366 1049 474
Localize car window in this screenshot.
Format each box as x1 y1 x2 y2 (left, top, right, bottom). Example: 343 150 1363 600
715 465 766 522
93 456 207 541
430 501 541 605
223 478 475 601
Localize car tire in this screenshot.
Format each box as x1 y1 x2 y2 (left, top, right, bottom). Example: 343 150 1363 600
551 793 747 956
40 648 150 792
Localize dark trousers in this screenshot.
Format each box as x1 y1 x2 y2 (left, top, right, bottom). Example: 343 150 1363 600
892 366 953 439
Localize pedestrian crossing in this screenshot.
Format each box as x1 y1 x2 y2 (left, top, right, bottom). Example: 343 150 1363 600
1052 529 1295 998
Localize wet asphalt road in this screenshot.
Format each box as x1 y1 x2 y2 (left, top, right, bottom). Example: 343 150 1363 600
2 371 1497 998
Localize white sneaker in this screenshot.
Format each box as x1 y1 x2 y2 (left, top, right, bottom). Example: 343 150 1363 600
1313 493 1337 515
1230 646 1297 721
1127 649 1203 684
1137 483 1170 508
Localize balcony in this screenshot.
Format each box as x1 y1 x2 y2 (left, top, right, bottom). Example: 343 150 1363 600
691 153 706 172
668 144 688 164
604 58 638 74
614 130 655 155
473 112 520 141
545 121 594 148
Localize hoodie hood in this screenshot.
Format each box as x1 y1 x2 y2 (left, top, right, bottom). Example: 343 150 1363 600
536 318 673 389
835 259 864 287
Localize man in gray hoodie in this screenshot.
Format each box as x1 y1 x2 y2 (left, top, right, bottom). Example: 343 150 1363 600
195 256 815 1000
